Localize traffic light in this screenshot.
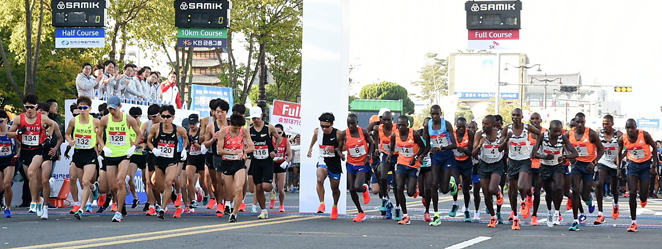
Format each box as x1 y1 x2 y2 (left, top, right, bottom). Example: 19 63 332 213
559 86 578 92
614 86 632 92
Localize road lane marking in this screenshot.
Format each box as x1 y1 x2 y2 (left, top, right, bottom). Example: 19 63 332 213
445 236 491 249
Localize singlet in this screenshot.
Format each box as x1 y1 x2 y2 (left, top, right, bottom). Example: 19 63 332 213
318 128 341 173
105 113 130 158
250 124 274 160
73 115 96 150
0 134 16 158
188 128 203 156
291 145 301 164
598 129 619 168
154 123 178 161
18 113 45 150
222 126 244 161
453 129 470 161
569 127 597 163
540 130 564 166
420 132 431 167
395 128 421 168
480 130 503 164
507 124 531 160
624 129 652 163
428 119 452 149
530 127 545 169
129 121 143 155
345 127 369 166
378 124 397 154
273 137 287 163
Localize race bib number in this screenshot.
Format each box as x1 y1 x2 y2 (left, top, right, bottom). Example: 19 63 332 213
541 149 562 165
223 150 240 160
157 142 175 158
629 147 646 159
135 146 144 154
189 145 201 155
0 144 11 156
74 134 93 149
319 145 336 157
453 147 466 157
254 145 269 160
603 146 617 159
482 144 499 159
349 145 367 157
509 141 529 156
109 132 127 146
22 134 39 146
575 145 588 156
398 145 414 158
431 134 449 148
381 142 391 152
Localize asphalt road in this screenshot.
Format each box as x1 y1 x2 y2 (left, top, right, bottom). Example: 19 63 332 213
2 191 662 249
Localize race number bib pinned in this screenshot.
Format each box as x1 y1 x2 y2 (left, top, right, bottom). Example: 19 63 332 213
509 141 529 156
349 145 367 157
22 134 39 146
0 143 11 156
629 146 646 159
74 134 93 149
254 145 269 160
109 132 127 146
157 142 175 158
575 144 588 156
603 146 617 159
541 149 562 165
398 145 414 158
381 142 391 153
482 144 500 159
430 134 449 148
319 145 336 157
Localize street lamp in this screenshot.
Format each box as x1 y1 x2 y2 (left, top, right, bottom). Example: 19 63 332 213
530 75 562 109
495 62 542 114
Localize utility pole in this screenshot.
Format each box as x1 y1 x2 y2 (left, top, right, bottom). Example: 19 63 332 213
257 43 267 119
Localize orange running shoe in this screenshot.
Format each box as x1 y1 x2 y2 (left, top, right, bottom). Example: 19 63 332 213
98 194 106 207
594 214 605 225
512 217 520 230
612 205 620 220
413 188 419 199
624 192 629 198
216 204 224 218
526 195 533 209
640 200 647 208
627 222 638 232
269 198 276 209
362 184 371 204
317 203 326 213
508 211 514 221
521 201 531 219
173 207 182 218
566 198 572 210
174 194 182 207
488 217 498 227
70 204 80 214
146 207 156 216
279 205 285 213
397 215 411 225
207 198 217 209
353 212 366 222
496 191 504 206
111 203 117 212
330 206 338 220
238 202 246 212
531 216 539 226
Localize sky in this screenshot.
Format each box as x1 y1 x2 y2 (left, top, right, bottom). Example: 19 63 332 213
136 0 662 119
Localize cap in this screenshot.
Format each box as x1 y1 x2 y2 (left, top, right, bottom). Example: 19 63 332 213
188 114 199 124
107 96 121 109
369 115 379 123
249 107 262 119
378 108 390 117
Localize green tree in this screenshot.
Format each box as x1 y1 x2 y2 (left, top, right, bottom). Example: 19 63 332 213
486 101 528 124
412 53 448 105
456 102 474 121
359 81 415 114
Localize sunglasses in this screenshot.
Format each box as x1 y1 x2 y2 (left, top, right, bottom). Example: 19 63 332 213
77 105 89 110
320 125 331 129
0 118 6 123
24 105 36 109
161 115 173 119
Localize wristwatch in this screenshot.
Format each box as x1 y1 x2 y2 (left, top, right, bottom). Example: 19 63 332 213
414 155 420 161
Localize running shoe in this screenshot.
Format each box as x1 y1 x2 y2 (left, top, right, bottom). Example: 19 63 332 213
397 215 411 225
258 210 269 219
29 202 36 213
508 211 514 221
292 187 297 193
97 206 106 213
640 200 647 208
98 194 106 207
85 204 92 213
216 205 224 218
566 198 572 210
429 214 442 226
238 202 246 212
132 198 140 209
206 198 217 209
317 203 326 213
521 201 531 219
627 222 638 232
547 215 554 227
422 197 427 207
424 212 432 222
331 206 338 220
279 205 285 213
353 212 366 222
379 199 388 212
594 214 606 225
269 198 276 209
568 221 580 231
449 204 459 217
111 203 117 212
224 205 231 215
229 213 237 223
487 216 498 228
362 184 371 204
146 207 156 216
202 195 210 206
157 210 165 220
450 176 458 196
92 182 99 201
184 207 191 214
464 211 471 222
526 195 533 210
112 212 123 222
496 212 503 224
473 211 480 221
413 188 419 199
173 206 182 218
174 194 182 207
624 192 629 197
385 202 393 219
586 195 595 213
4 208 11 218
191 201 199 209
394 208 402 221
70 204 80 214
36 199 44 217
496 191 504 206
579 213 587 223
512 217 520 230
74 210 83 220
612 205 620 220
531 216 539 226
196 187 203 202
251 205 258 213
555 213 562 225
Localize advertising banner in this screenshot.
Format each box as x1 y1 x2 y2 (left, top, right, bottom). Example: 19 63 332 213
270 100 301 134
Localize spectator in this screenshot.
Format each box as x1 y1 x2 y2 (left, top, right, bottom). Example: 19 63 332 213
100 60 120 97
118 63 144 99
147 72 161 101
76 63 101 98
161 71 182 108
138 66 152 100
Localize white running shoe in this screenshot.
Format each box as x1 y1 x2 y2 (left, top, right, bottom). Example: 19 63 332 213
258 210 269 219
40 206 49 220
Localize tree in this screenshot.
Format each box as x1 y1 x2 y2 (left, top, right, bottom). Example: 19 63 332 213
456 102 474 121
486 101 528 124
412 53 448 105
359 81 415 115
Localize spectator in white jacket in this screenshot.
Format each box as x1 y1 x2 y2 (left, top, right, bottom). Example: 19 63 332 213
147 72 161 100
118 63 145 99
138 66 152 99
76 63 101 98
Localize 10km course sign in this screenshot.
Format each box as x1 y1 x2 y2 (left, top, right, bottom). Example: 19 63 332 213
177 28 227 48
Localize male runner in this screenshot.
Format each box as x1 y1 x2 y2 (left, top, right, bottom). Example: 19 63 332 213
248 107 281 219
142 104 162 215
617 119 658 232
200 99 218 209
494 114 507 223
0 110 17 218
203 99 230 216
307 112 343 220
417 118 433 222
37 102 64 219
594 114 622 225
468 120 483 221
338 114 374 222
126 107 143 209
528 112 545 225
453 117 474 222
186 114 206 212
366 109 397 219
270 124 292 212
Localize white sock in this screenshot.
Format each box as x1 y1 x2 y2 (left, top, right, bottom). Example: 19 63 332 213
632 220 637 224
574 219 579 224
74 202 80 206
514 215 518 219
453 201 457 205
598 211 603 216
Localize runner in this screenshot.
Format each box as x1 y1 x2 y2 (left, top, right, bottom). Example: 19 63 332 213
141 104 162 215
366 109 396 219
494 114 507 224
532 120 579 227
270 124 292 212
126 107 143 210
617 119 659 232
65 96 100 220
389 115 426 225
418 117 433 222
96 96 142 222
248 107 282 219
173 128 188 218
500 108 540 230
307 112 343 220
423 105 458 226
231 103 248 212
472 115 508 228
453 117 474 222
563 118 586 224
0 110 17 218
338 114 374 222
203 99 230 217
467 120 482 221
7 94 58 220
147 105 188 219
566 112 604 231
200 99 218 210
217 113 255 222
36 102 64 219
185 114 206 212
528 112 545 225
594 114 622 225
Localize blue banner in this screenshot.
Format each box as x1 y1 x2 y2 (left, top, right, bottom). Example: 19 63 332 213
190 85 234 118
455 92 519 100
637 118 659 129
177 38 227 48
55 28 105 38
125 169 148 205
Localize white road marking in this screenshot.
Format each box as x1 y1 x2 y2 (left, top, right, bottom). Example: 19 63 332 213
445 236 491 249
655 212 662 216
